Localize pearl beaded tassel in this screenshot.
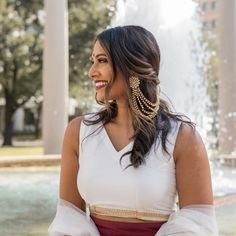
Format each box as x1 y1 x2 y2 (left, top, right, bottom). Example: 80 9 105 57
130 76 160 119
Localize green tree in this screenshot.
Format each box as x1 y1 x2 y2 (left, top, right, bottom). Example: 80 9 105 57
0 0 43 145
0 0 117 146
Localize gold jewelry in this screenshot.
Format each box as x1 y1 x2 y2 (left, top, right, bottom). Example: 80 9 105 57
129 76 160 119
89 205 169 221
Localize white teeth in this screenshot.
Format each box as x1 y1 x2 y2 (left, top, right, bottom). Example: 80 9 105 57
95 81 108 87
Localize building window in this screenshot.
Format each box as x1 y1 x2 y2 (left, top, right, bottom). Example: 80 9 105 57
203 21 208 30
211 1 216 10
202 20 215 31
211 20 216 29
202 2 208 11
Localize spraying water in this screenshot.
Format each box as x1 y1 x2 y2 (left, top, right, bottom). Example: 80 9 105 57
112 0 208 127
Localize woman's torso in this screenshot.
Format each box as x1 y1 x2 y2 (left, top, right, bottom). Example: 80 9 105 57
77 115 181 225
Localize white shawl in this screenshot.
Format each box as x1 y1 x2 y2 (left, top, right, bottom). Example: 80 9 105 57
48 200 218 236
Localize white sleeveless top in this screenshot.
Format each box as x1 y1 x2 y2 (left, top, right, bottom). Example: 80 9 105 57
77 116 181 215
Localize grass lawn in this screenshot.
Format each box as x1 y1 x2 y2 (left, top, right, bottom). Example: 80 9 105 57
0 146 43 156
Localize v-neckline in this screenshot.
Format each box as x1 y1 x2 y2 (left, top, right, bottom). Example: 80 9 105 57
102 124 134 155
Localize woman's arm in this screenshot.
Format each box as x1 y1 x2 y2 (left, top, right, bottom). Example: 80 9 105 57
174 123 213 208
59 117 85 210
156 123 218 236
49 117 100 236
60 117 85 210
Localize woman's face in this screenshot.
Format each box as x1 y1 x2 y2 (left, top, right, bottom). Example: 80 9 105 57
88 40 128 103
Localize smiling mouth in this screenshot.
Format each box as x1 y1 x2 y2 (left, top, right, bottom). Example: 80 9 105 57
94 80 109 90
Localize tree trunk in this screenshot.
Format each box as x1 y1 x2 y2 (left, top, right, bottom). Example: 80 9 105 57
2 90 15 146
2 107 14 146
34 102 42 139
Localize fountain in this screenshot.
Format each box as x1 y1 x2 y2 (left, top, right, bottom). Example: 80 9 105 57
113 0 207 124
0 166 59 235
1 0 236 235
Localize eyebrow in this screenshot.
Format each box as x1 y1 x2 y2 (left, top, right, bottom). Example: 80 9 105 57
91 53 107 58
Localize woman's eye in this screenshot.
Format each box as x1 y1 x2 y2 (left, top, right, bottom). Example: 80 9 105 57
98 58 108 63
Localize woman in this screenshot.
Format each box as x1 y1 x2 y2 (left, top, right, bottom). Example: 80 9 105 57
49 25 218 236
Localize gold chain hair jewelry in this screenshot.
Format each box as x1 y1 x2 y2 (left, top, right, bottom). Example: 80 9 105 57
129 76 160 119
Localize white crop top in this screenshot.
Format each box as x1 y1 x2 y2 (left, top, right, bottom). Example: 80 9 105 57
77 116 181 215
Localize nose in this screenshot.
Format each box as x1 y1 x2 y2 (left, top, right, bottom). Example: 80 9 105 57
88 63 99 80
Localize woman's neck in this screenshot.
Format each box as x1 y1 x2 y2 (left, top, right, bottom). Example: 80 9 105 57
113 101 132 127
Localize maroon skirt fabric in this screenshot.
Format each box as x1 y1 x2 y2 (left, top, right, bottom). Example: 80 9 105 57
91 216 166 236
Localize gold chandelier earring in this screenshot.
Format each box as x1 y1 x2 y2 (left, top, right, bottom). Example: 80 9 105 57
129 76 160 119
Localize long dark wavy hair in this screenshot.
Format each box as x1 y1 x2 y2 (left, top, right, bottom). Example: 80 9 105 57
84 25 194 168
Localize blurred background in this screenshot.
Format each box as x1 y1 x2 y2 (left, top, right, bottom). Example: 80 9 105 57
0 0 236 235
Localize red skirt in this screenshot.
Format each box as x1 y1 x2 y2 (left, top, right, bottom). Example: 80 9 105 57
91 216 166 236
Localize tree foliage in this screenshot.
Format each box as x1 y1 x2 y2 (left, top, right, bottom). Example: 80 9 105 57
0 0 117 145
0 0 43 145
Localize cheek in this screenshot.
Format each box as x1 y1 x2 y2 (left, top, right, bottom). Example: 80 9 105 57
110 79 128 96
106 69 113 80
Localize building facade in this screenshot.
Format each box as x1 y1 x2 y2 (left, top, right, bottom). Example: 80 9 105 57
198 0 236 156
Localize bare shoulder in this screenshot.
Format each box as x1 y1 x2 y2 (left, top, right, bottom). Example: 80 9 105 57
174 122 204 163
67 116 82 128
173 122 213 208
65 116 82 137
63 116 83 156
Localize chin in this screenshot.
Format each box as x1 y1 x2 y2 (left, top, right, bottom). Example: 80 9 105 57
96 92 115 104
96 94 105 103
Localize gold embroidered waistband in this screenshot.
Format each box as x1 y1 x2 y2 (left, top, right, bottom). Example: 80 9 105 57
89 205 170 222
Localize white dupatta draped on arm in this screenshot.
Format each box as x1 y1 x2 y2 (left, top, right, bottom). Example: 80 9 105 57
155 204 218 236
49 200 218 236
48 199 100 236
